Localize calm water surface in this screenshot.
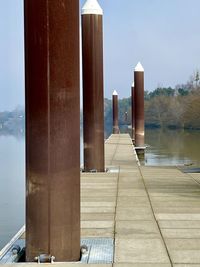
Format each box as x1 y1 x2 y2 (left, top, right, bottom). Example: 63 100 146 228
145 129 200 166
0 135 25 250
0 129 200 250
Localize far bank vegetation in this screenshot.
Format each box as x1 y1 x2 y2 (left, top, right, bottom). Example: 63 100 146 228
104 71 200 130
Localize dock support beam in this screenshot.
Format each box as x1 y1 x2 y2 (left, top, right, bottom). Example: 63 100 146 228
134 62 145 148
112 90 120 134
131 82 135 141
24 0 80 262
82 0 105 172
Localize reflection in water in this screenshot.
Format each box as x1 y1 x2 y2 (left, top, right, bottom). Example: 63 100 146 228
0 135 25 250
145 128 200 166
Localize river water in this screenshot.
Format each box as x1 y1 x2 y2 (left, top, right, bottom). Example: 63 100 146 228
0 129 200 250
145 128 200 166
0 135 25 251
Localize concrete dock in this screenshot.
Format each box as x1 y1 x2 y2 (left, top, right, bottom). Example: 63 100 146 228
1 134 200 266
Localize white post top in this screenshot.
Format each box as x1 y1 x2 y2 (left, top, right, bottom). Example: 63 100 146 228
82 0 103 15
134 62 144 72
132 82 135 87
113 90 118 96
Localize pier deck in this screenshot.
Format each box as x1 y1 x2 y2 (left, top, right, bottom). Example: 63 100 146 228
1 134 200 266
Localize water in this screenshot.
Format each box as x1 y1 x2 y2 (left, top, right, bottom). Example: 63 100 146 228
0 135 25 250
144 128 200 166
0 129 200 250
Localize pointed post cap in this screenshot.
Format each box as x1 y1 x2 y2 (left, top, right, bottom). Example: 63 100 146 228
134 62 144 72
113 90 118 96
82 0 103 15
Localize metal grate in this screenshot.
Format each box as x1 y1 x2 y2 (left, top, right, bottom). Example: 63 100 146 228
0 237 114 264
106 166 119 173
81 238 114 264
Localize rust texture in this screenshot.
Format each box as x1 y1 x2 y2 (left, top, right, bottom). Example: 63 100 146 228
112 94 120 134
24 0 80 262
131 85 135 140
134 71 145 147
82 14 105 172
125 112 128 122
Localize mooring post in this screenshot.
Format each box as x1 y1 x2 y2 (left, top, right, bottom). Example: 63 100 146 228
112 90 120 134
131 82 135 141
24 0 80 262
134 62 145 148
125 112 128 122
82 0 105 172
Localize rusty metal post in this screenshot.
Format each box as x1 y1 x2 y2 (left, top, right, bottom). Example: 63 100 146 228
24 0 80 262
134 62 145 147
82 0 105 172
112 90 119 134
131 82 135 140
125 112 128 122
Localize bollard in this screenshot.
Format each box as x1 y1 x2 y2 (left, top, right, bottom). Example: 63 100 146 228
82 0 105 172
125 112 128 122
134 62 145 147
112 90 120 134
24 0 80 262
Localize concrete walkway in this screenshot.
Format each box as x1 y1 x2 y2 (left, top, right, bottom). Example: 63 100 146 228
2 134 200 266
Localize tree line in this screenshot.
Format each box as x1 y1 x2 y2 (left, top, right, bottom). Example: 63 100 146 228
104 71 200 131
0 107 24 135
1 71 200 135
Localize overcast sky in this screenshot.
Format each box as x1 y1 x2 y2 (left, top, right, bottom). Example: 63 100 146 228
0 0 200 111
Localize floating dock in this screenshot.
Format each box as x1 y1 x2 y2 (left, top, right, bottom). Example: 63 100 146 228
1 134 200 266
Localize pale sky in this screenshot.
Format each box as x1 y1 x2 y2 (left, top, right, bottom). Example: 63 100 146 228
0 0 200 111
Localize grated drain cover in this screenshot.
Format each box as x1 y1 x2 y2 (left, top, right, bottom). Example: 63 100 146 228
106 166 119 173
81 238 114 264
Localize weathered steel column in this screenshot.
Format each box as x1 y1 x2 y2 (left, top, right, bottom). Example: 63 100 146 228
112 90 119 134
134 62 145 147
82 0 105 172
24 0 80 262
125 112 128 122
131 82 135 140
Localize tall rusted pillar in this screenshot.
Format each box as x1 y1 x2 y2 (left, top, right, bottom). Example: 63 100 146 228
131 82 135 140
24 0 80 262
134 62 145 147
125 112 128 122
112 90 119 134
82 0 105 172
